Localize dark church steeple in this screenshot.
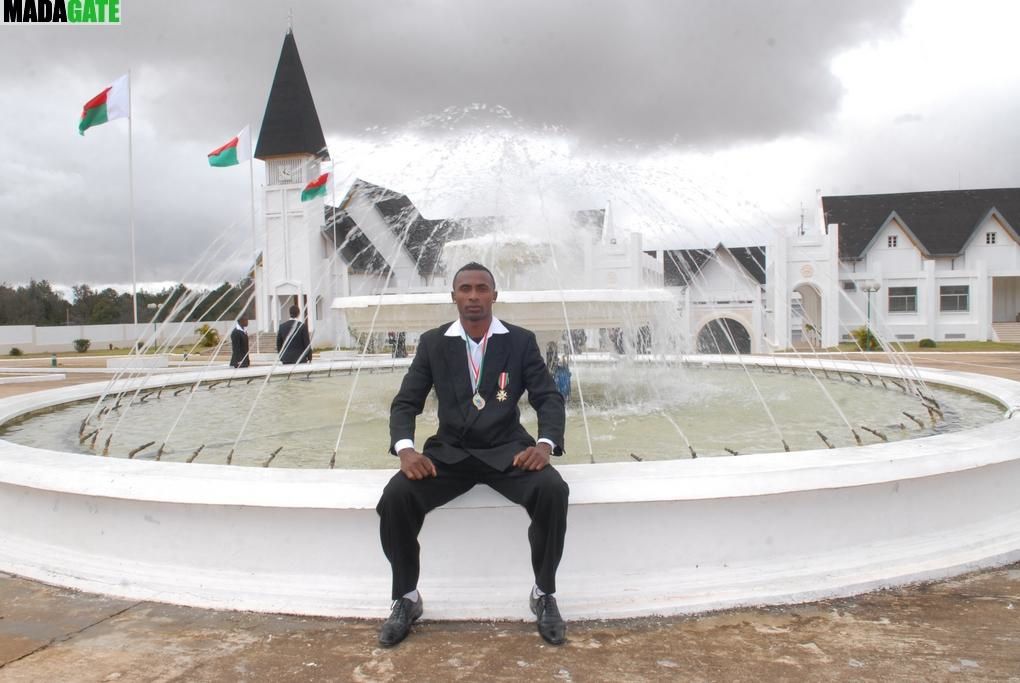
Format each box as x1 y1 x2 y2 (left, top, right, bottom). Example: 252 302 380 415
255 30 329 160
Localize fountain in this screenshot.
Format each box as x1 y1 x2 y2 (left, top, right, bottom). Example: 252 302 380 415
2 29 1018 621
1 232 1019 619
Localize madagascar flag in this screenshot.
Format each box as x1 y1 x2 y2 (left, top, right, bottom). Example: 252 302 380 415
301 172 329 201
208 126 252 167
78 74 130 135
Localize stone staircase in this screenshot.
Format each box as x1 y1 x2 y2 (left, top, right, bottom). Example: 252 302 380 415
251 332 277 355
992 322 1020 342
201 331 276 361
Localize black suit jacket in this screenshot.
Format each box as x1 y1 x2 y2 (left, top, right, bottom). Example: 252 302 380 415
389 321 565 471
229 327 250 368
276 318 312 364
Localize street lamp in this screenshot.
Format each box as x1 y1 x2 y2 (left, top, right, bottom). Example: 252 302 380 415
862 280 881 349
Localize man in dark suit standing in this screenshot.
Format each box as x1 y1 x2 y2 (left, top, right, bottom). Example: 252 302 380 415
377 262 569 647
229 317 250 368
276 305 312 364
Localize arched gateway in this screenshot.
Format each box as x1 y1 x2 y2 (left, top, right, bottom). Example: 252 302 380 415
696 317 751 354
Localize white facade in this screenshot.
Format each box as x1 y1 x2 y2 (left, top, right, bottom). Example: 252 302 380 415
254 176 1020 354
664 246 769 354
769 198 1020 347
254 155 345 346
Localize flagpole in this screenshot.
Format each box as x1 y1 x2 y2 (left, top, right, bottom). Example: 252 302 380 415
330 156 337 266
127 68 138 327
248 124 259 347
330 156 338 347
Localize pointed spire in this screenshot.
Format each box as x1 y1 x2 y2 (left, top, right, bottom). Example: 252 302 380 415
602 200 616 244
255 31 329 160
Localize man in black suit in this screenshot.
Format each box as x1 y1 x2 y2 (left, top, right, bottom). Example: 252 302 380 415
229 317 250 368
377 262 569 647
276 305 312 364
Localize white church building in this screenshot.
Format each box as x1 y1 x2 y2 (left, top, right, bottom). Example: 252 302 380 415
250 31 1020 354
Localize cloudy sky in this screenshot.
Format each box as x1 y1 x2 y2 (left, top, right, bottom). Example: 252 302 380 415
1 0 1017 292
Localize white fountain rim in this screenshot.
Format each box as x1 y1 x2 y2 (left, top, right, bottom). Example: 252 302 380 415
0 356 1017 511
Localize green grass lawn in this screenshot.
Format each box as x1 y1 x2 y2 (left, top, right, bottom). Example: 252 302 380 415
6 345 208 359
835 340 1020 352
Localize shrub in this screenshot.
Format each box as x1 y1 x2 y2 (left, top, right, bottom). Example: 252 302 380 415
851 326 881 351
73 338 91 353
8 347 23 356
195 323 220 348
918 338 936 348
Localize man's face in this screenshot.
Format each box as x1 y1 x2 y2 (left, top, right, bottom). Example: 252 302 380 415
239 318 249 328
451 269 497 322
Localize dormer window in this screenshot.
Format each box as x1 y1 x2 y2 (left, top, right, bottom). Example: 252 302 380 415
986 232 996 245
887 235 898 248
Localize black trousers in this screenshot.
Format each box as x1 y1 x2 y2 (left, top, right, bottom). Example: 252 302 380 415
377 455 569 600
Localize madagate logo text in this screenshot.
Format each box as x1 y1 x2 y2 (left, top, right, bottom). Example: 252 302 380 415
4 0 121 23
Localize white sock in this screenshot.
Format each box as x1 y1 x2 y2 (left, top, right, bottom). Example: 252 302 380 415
532 585 547 599
403 589 419 603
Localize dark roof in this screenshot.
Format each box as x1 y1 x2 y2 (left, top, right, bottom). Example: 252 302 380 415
655 245 766 286
729 245 767 285
324 206 389 273
255 31 328 160
822 188 1020 260
659 249 713 286
338 180 471 279
327 179 607 279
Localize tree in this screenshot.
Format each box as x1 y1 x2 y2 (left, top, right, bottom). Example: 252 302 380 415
0 280 69 325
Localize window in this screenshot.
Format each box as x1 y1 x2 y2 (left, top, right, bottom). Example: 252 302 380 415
841 280 857 291
940 285 969 312
887 235 898 248
986 232 996 245
888 286 917 313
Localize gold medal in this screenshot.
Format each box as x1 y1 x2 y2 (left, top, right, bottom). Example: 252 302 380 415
472 392 486 410
496 389 508 402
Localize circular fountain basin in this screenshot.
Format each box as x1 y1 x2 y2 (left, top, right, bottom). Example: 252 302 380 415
0 357 1003 466
0 356 1018 620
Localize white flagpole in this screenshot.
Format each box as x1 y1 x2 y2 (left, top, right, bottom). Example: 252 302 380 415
127 68 138 327
330 156 338 346
330 157 337 257
248 124 259 346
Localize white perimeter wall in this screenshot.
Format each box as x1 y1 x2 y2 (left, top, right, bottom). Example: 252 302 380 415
0 320 257 354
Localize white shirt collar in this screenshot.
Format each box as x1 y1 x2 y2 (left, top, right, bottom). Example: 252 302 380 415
445 316 509 339
234 322 246 332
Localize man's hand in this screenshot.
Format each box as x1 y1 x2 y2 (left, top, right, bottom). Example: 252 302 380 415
398 448 436 480
513 442 552 471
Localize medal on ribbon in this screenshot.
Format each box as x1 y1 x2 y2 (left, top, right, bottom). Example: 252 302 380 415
465 330 489 411
496 372 509 402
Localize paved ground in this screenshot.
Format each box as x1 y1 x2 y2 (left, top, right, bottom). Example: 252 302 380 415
0 354 1018 682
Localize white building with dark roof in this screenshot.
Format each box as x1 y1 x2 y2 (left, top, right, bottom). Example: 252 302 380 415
771 188 1020 349
251 32 1019 354
650 245 767 354
251 31 660 350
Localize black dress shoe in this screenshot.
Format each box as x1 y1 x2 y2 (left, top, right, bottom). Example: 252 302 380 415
529 592 566 645
378 595 423 647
